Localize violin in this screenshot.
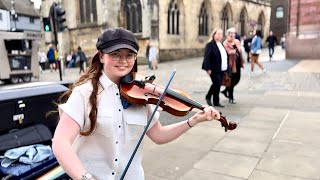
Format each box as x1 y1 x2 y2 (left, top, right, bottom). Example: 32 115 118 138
120 73 237 132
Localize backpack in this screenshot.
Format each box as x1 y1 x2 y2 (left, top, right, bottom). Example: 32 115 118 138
78 51 87 62
54 50 58 60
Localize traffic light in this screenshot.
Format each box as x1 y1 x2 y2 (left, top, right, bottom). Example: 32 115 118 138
53 4 67 32
43 17 51 32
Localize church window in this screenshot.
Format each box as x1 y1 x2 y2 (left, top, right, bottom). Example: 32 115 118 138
239 8 247 36
167 0 179 35
199 2 208 36
257 12 265 36
79 0 97 24
222 7 229 36
276 6 284 18
125 0 142 33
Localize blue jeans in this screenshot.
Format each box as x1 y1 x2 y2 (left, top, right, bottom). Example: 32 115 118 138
268 45 275 58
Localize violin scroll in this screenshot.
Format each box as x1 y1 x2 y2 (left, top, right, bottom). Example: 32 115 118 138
218 115 237 132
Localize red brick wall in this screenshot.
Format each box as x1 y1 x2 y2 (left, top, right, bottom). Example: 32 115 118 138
287 0 320 59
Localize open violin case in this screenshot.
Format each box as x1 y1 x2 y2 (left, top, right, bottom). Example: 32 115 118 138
0 82 70 180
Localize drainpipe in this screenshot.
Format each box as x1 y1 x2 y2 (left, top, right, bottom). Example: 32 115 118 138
296 0 300 37
288 0 291 34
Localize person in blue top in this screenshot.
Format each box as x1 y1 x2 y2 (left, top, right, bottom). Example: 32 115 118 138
250 30 266 75
46 44 56 72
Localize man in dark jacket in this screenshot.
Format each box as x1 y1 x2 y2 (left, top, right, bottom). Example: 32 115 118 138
243 31 253 63
266 31 278 61
77 46 87 74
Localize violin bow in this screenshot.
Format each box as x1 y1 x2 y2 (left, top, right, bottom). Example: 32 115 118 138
120 69 177 180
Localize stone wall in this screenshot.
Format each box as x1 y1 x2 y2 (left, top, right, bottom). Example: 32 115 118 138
286 37 320 59
159 48 204 62
158 0 271 60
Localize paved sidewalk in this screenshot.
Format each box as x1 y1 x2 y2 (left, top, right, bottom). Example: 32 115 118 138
139 48 320 180
35 46 320 180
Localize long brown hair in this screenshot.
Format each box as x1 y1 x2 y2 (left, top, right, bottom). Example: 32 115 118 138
58 52 103 136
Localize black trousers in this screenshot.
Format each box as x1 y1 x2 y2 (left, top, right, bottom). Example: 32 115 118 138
206 72 223 105
79 61 85 73
245 50 250 62
225 70 241 100
39 62 46 71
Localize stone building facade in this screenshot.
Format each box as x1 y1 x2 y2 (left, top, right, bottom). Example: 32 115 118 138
159 0 271 61
287 0 320 59
270 0 288 45
40 0 271 62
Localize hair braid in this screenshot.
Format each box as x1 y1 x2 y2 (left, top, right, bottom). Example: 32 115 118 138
57 54 103 136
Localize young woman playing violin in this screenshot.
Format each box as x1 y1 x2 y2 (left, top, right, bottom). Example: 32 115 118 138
52 27 221 180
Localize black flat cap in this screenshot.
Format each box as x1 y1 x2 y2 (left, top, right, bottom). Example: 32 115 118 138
96 27 139 54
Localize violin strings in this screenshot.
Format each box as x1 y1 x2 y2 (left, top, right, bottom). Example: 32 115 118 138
166 89 203 109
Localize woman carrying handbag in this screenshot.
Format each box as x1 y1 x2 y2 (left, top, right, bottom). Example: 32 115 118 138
221 28 244 104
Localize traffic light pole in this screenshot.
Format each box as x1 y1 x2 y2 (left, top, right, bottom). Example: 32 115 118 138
52 3 63 81
53 27 63 81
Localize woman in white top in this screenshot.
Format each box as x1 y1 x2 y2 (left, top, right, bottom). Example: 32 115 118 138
202 28 228 107
52 27 220 180
148 42 158 70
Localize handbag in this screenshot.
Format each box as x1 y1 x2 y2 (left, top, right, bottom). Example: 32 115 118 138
221 72 231 87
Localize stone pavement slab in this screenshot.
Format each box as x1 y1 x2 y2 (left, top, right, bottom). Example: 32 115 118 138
213 137 269 158
194 151 260 179
145 174 168 180
224 127 275 143
143 139 201 180
289 60 320 73
143 124 227 180
275 126 320 145
179 169 242 180
249 170 309 180
239 119 280 130
255 110 320 179
265 140 320 159
256 153 320 179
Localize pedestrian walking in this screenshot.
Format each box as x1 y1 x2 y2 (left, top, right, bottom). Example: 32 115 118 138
145 39 152 70
67 50 77 68
52 27 221 180
38 50 47 72
46 44 56 72
281 34 286 49
250 30 267 74
77 46 87 74
148 41 158 70
230 27 241 41
221 28 244 104
266 31 278 61
243 31 253 63
202 28 228 107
